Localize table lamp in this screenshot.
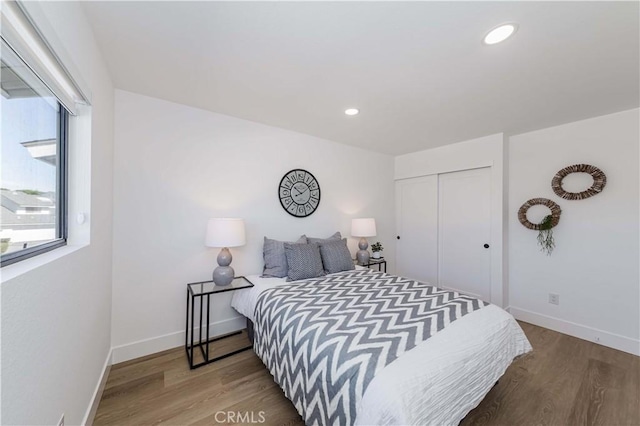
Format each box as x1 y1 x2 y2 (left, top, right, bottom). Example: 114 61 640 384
351 218 376 265
205 218 246 286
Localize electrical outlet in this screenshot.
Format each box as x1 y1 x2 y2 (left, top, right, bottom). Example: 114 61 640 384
548 293 560 305
57 414 64 426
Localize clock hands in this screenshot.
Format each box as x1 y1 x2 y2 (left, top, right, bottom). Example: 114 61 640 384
293 185 309 197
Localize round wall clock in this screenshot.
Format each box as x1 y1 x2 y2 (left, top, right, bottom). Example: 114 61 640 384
278 169 321 217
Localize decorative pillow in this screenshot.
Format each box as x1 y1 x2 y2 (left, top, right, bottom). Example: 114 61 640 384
284 242 326 281
307 231 342 245
319 238 355 274
262 235 307 278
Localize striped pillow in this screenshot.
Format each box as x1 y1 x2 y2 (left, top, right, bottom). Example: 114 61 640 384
284 242 326 282
307 231 342 245
319 238 355 274
262 235 307 278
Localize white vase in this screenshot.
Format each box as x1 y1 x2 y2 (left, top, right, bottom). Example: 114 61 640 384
372 252 381 259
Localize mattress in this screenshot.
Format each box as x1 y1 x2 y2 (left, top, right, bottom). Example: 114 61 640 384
231 270 531 425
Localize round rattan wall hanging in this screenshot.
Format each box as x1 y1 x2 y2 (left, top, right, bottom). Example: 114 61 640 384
551 164 606 201
518 198 562 230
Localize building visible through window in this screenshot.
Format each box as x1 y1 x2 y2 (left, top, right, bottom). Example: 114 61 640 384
1 41 68 265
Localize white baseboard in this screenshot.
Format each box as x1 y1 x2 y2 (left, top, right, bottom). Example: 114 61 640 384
510 307 640 356
111 316 246 364
82 348 112 426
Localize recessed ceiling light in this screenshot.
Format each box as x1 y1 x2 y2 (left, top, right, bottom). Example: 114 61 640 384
483 23 518 45
345 108 359 116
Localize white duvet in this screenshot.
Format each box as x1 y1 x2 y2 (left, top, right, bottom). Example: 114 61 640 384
231 273 531 426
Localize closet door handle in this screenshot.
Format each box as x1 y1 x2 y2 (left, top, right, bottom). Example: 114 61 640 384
484 243 490 249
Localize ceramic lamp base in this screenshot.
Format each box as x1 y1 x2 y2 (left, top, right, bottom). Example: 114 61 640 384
212 247 234 286
356 237 370 265
356 250 370 265
212 266 234 286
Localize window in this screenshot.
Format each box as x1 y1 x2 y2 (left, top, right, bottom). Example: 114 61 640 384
1 41 69 266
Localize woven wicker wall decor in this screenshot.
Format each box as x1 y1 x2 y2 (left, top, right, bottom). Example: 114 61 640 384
518 198 562 230
551 164 606 200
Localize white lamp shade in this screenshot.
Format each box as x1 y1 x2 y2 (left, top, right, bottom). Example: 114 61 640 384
351 218 377 237
205 218 246 248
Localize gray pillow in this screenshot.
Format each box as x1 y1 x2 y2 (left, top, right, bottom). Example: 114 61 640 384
284 242 326 281
262 235 307 278
319 238 355 274
307 231 342 245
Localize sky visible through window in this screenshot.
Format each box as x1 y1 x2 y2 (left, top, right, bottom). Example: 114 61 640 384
1 95 58 192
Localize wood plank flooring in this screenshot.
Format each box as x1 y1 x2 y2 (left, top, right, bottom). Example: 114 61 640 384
94 323 640 425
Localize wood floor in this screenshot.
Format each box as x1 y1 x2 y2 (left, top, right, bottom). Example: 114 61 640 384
94 323 640 426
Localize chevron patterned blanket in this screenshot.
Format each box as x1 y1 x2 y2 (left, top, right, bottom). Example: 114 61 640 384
253 269 489 425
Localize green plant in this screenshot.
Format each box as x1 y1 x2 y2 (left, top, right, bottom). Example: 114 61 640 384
0 238 10 254
19 189 43 195
537 215 555 255
371 242 383 253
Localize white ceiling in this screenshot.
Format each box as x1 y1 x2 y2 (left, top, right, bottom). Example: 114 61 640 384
83 1 639 155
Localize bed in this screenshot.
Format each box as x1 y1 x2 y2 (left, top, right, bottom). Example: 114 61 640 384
231 267 531 426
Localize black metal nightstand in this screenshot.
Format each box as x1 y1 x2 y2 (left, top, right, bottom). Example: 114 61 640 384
185 276 254 369
357 257 387 273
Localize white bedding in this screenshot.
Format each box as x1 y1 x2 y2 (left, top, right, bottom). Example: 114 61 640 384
231 273 531 425
231 274 288 322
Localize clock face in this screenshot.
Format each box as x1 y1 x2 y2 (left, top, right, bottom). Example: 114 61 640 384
278 169 321 218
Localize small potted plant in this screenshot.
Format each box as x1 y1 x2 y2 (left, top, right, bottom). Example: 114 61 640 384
371 242 383 259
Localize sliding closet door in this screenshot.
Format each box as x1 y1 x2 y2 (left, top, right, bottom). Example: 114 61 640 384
395 175 438 284
438 167 492 301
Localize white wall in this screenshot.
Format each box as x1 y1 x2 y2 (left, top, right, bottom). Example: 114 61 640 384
111 90 395 362
0 2 114 425
394 134 507 307
393 111 639 355
509 109 639 355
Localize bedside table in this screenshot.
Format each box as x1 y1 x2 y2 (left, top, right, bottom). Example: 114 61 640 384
360 257 387 273
185 276 254 369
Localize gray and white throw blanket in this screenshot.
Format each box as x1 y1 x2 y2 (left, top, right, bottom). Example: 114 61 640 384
253 269 488 426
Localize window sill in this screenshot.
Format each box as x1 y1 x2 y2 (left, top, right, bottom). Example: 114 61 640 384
1 243 89 283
